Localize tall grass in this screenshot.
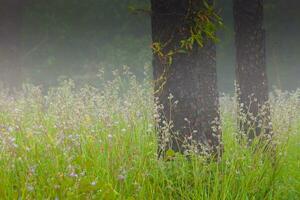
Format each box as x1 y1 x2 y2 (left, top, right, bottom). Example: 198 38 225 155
0 69 299 199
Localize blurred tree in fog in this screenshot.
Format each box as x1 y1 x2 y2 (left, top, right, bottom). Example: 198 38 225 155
265 0 300 90
0 0 26 89
218 0 300 92
233 0 271 139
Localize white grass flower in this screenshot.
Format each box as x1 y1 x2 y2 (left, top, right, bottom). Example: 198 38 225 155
27 185 34 192
108 134 113 140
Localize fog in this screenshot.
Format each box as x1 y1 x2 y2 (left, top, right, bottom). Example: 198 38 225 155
0 1 299 198
217 0 300 92
2 0 300 92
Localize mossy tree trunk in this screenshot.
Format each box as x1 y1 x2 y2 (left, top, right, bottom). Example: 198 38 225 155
0 0 25 89
151 0 222 157
233 0 271 140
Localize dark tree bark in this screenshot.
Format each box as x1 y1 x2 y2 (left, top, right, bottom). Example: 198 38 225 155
0 0 25 89
233 0 271 140
151 0 222 156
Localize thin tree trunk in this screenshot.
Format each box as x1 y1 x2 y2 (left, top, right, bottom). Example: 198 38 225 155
0 0 25 89
233 0 271 140
151 0 222 156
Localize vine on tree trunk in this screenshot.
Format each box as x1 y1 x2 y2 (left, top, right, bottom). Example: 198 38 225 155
151 0 223 93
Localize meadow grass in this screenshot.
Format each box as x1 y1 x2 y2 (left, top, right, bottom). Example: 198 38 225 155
0 72 299 199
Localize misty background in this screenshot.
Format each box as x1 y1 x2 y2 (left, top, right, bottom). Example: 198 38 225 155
19 0 300 92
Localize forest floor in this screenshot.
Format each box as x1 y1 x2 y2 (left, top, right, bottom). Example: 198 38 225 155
0 74 299 199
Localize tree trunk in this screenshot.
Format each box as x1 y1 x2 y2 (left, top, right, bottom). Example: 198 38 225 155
233 0 271 140
0 0 25 89
151 0 222 156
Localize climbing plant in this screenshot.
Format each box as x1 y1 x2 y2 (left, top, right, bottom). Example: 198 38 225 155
151 0 223 93
152 1 222 63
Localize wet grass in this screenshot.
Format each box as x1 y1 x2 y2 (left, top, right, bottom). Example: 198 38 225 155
0 76 299 199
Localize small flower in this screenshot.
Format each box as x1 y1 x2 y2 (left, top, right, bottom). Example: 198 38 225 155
167 93 174 100
29 166 36 174
108 134 113 140
184 118 190 123
7 126 14 132
117 174 126 182
91 181 97 186
80 171 86 176
153 114 160 119
69 172 78 178
27 185 34 192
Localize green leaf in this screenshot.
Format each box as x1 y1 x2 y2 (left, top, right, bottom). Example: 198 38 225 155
203 0 210 9
166 149 175 157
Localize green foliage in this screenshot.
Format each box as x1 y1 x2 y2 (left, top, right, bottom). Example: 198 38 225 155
151 1 223 93
0 72 299 199
180 1 223 50
152 0 223 67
